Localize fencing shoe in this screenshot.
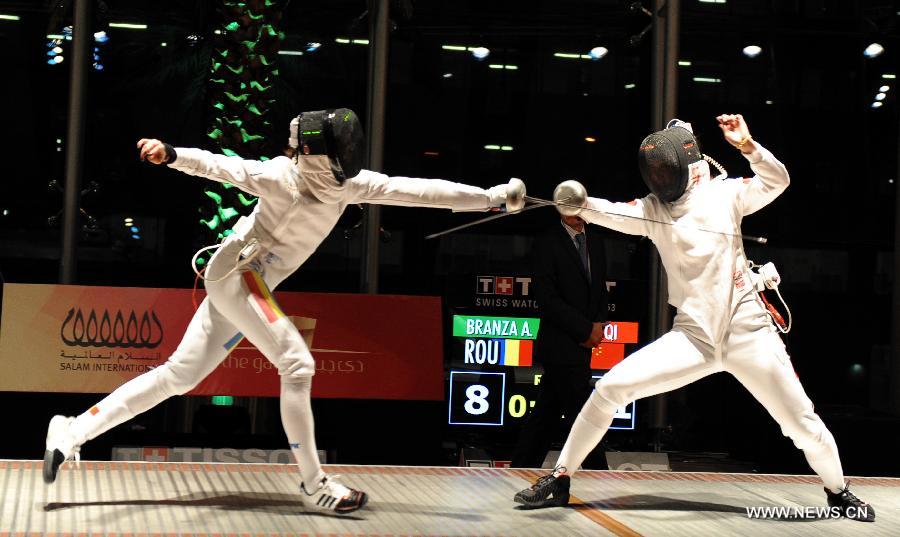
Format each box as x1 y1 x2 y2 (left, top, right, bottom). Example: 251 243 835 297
826 483 875 522
301 474 368 514
43 415 81 484
514 472 571 508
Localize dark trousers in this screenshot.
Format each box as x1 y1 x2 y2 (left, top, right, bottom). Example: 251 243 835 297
511 363 593 469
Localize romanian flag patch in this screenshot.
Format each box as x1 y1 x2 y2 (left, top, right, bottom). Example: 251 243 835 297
242 271 285 323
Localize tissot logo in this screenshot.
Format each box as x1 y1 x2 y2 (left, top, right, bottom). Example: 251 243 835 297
60 307 163 348
476 276 532 296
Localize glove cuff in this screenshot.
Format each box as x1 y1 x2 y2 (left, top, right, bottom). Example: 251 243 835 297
163 143 178 164
487 184 507 207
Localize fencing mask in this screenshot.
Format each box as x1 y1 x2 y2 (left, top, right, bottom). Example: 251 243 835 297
288 108 365 183
637 119 702 202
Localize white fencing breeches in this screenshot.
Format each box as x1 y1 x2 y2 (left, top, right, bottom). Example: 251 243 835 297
68 238 325 484
556 293 845 492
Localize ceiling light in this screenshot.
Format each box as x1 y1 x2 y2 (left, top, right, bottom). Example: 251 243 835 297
693 77 721 83
585 137 597 143
871 101 883 109
109 22 147 30
678 60 691 66
742 45 762 58
879 85 889 92
0 14 21 21
278 50 304 56
442 73 453 78
625 83 636 89
589 46 608 60
875 92 886 101
882 74 896 79
441 45 466 51
864 43 884 58
470 47 490 60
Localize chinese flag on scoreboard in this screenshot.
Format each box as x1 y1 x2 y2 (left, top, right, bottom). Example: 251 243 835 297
591 342 625 370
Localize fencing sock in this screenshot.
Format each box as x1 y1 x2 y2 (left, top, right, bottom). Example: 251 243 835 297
802 427 845 493
554 390 616 476
280 376 326 488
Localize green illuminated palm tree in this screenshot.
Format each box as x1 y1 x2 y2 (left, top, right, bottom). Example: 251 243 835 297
198 0 284 260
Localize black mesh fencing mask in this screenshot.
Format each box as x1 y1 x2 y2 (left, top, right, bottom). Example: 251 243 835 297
289 108 365 182
637 124 702 202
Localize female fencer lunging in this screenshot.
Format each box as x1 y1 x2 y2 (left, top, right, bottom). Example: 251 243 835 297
514 114 874 523
43 109 525 515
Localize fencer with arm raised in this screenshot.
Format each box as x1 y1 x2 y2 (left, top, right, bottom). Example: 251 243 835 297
45 115 527 519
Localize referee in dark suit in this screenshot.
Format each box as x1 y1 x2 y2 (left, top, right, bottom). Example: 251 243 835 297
511 214 608 469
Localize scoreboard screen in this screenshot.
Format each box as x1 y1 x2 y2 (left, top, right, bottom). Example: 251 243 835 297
448 371 507 426
447 316 640 430
444 274 647 433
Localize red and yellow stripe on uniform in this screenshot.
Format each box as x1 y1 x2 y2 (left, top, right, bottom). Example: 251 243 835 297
242 270 285 323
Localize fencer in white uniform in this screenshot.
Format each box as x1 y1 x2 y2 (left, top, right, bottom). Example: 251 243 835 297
514 114 874 522
43 109 524 515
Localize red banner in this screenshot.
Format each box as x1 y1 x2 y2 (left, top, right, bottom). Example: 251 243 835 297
0 283 443 400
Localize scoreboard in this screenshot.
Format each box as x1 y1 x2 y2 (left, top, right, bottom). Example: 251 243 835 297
445 274 647 432
447 369 637 429
447 316 639 429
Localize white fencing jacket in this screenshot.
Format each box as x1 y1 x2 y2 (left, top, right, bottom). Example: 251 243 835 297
581 143 790 345
168 149 495 270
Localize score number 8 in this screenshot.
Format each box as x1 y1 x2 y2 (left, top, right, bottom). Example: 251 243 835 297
464 384 490 415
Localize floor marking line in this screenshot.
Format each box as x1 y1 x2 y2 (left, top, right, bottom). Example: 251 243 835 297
516 469 643 537
570 495 643 537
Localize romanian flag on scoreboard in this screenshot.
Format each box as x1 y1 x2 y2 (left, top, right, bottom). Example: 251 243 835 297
501 339 533 367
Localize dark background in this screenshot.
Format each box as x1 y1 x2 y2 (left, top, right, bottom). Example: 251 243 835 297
0 0 897 476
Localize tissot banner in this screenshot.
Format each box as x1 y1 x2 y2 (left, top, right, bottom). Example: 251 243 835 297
0 283 443 400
